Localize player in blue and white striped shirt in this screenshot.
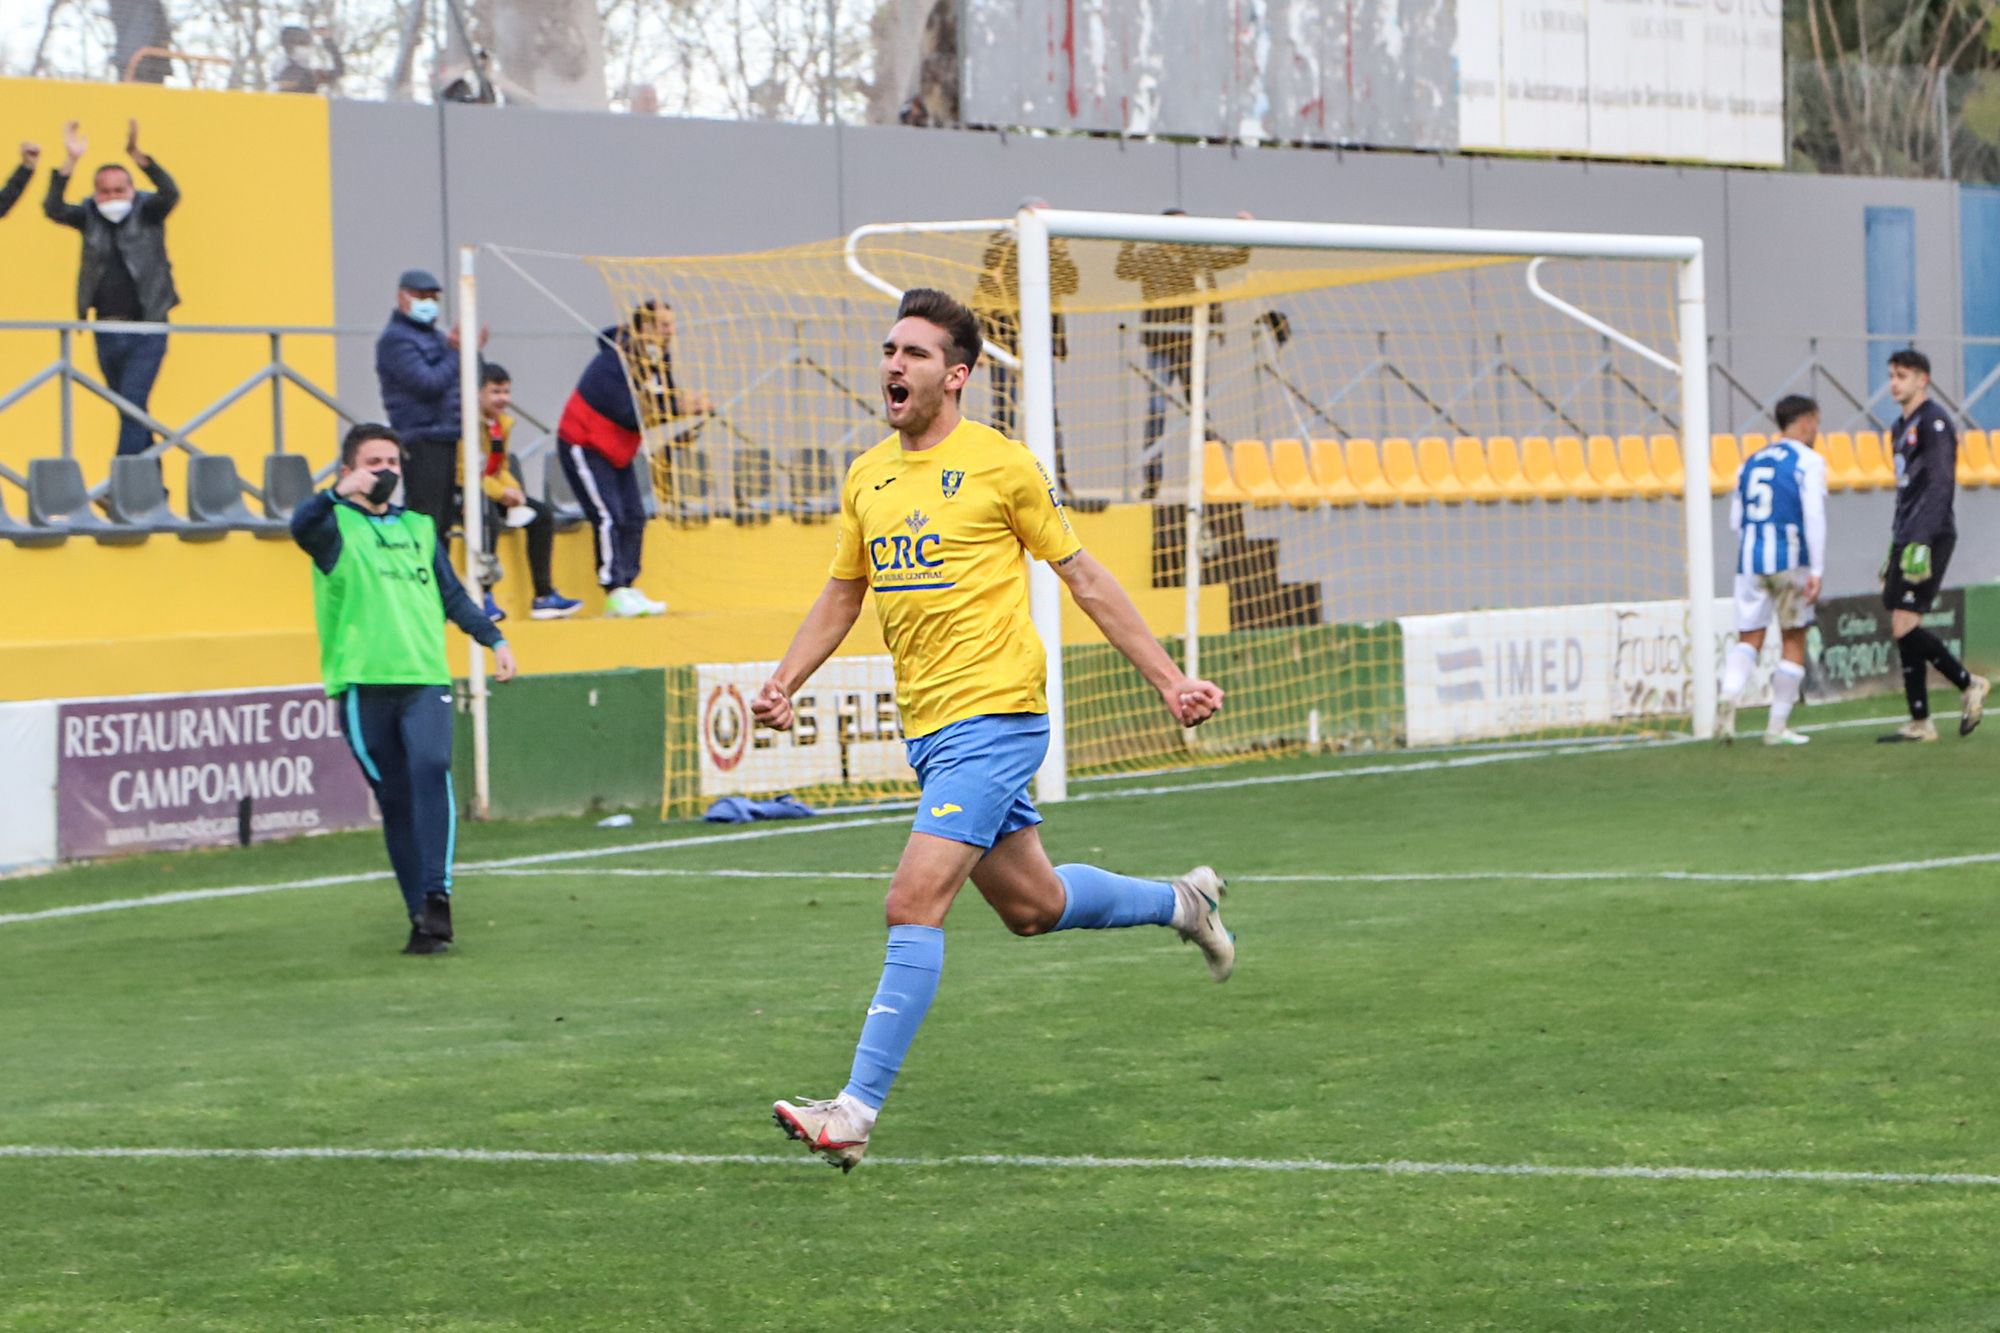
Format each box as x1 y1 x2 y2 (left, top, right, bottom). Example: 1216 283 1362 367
1718 395 1829 746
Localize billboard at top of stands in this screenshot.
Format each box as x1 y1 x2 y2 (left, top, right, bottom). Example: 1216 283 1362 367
959 0 1783 168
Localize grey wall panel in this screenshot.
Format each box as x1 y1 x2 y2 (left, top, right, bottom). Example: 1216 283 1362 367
836 122 1180 225
1176 141 1472 227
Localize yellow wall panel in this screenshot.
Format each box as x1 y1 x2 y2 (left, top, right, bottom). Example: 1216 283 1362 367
0 79 338 491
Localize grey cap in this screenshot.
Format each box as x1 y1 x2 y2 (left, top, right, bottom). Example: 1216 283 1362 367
397 268 443 292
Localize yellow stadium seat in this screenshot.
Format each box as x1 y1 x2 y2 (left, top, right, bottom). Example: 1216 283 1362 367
1485 436 1536 501
1708 433 1741 495
1268 438 1320 507
1649 434 1685 492
1819 431 1864 492
1230 440 1286 506
1853 430 1894 488
1958 429 1999 487
1586 434 1639 499
1453 437 1503 503
1616 434 1670 498
1519 435 1567 500
1380 437 1426 503
1555 435 1609 499
1310 439 1362 506
1203 440 1250 503
1345 439 1398 506
1416 436 1467 503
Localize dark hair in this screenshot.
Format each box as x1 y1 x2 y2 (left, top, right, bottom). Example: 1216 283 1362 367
93 163 132 185
341 422 403 468
1773 395 1819 431
480 361 511 386
895 287 982 377
630 298 670 332
1888 347 1931 378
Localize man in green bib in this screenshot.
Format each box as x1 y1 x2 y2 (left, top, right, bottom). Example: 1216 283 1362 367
294 424 516 954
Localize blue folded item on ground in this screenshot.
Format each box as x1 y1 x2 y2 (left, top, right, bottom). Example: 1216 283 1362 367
702 794 815 823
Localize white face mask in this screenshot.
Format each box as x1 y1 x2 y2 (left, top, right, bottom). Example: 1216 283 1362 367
97 198 134 223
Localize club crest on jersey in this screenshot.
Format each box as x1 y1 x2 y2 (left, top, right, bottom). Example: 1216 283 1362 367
905 509 930 534
940 469 965 499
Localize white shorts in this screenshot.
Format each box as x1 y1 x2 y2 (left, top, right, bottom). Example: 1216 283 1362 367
1734 568 1816 633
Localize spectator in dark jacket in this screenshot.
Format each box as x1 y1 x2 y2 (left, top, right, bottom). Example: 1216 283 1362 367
272 25 345 94
45 119 180 457
557 301 708 618
375 267 483 546
0 142 37 217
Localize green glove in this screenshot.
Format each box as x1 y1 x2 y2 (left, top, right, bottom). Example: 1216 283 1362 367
1900 542 1933 582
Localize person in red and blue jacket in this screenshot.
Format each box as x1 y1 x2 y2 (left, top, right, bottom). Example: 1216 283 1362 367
557 300 708 617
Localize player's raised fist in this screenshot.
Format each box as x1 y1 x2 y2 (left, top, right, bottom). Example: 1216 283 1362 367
751 678 794 731
1166 678 1225 727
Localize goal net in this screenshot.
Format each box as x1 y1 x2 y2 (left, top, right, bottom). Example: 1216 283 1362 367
572 212 1712 816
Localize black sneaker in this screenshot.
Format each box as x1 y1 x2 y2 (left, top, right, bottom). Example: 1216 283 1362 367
402 924 449 955
420 891 454 942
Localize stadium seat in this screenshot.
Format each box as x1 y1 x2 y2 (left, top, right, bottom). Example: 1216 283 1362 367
1819 431 1865 492
1452 436 1503 502
1708 433 1741 495
0 482 64 547
1957 428 1998 487
27 457 120 540
104 455 187 542
1416 436 1467 503
1586 434 1639 499
1484 436 1536 501
1617 434 1670 498
1852 430 1893 489
1648 434 1685 492
1344 439 1397 506
668 445 714 523
789 447 840 520
187 455 284 537
733 445 775 524
1202 440 1250 503
1518 436 1566 500
542 452 585 531
1267 438 1320 508
262 453 316 521
1553 435 1608 499
1308 439 1361 506
1229 440 1286 506
1380 437 1427 503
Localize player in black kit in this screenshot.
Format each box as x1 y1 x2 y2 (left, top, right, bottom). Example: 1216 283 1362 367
1877 349 1989 742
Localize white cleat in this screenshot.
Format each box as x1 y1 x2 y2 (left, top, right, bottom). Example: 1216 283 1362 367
771 1095 871 1173
630 587 668 615
1763 728 1810 747
1170 866 1234 983
604 587 648 619
1960 675 1989 737
1715 699 1737 746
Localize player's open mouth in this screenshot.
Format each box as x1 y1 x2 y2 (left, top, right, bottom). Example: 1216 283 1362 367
886 383 910 406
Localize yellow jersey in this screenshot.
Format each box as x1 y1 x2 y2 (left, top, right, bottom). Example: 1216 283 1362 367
831 418 1082 738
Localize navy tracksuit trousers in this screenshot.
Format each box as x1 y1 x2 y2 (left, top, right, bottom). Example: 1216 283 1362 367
338 684 457 920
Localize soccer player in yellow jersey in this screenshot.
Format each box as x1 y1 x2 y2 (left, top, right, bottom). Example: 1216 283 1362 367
755 288 1233 1172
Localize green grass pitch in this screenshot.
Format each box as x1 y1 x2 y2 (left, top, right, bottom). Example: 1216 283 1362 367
4 696 1999 1331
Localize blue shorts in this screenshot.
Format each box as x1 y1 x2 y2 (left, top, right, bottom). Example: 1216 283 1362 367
905 712 1048 850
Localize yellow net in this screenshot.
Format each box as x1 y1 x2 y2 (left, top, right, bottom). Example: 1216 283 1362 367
584 227 1692 816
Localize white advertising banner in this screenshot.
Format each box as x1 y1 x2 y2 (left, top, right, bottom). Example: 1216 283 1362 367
694 657 916 799
0 700 58 870
1402 598 1768 745
1456 0 1784 167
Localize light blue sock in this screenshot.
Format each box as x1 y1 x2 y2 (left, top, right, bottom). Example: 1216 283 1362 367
1053 863 1176 931
841 924 945 1112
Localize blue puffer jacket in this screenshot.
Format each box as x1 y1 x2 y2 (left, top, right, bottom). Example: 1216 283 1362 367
374 309 462 445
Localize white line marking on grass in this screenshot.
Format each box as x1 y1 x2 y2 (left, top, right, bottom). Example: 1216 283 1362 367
3 1143 1997 1188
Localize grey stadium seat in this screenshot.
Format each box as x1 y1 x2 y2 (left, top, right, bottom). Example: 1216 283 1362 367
789 447 840 521
27 457 120 542
187 455 287 538
733 445 775 524
105 455 189 541
0 481 65 547
542 452 585 531
262 453 316 523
